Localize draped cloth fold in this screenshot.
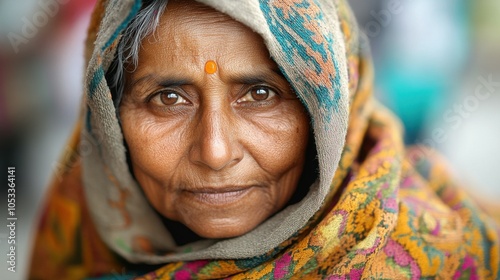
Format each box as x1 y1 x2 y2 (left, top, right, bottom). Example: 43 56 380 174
29 0 500 279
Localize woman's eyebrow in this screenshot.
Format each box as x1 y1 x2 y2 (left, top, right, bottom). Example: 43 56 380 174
230 68 286 85
129 74 192 90
128 68 287 90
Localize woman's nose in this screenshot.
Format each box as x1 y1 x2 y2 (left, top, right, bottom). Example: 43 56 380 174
189 106 243 171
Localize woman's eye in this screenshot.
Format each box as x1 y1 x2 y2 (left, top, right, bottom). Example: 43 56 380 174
151 91 188 106
239 86 277 103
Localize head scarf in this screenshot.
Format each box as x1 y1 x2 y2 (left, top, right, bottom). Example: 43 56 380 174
30 0 500 279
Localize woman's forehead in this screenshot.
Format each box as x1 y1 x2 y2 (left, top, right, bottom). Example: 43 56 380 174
162 0 238 27
132 1 276 84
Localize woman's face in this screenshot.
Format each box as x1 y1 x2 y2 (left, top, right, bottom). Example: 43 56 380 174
120 0 310 239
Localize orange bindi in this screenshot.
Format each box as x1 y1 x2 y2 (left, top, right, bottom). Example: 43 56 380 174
204 60 217 74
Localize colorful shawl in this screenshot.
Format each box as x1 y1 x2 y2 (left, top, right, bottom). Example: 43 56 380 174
29 0 500 279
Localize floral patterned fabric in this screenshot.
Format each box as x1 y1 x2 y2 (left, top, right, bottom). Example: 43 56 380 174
29 0 500 279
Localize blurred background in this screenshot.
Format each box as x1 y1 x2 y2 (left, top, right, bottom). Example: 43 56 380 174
349 0 500 198
0 0 499 278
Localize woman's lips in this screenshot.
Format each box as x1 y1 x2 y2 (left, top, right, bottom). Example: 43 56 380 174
184 186 254 205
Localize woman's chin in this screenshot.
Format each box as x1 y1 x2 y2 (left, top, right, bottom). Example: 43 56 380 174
155 186 278 239
181 215 263 239
171 200 271 239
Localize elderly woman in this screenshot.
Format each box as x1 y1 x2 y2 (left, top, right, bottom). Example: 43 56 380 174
29 0 500 279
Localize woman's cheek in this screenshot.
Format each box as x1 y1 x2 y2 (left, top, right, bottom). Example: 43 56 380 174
121 110 187 220
121 108 186 177
241 106 309 172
